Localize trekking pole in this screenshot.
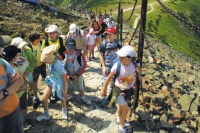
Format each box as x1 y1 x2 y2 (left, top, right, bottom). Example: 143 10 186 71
120 9 123 45
116 2 121 40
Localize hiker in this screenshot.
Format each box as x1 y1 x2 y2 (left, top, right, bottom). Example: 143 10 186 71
11 37 40 110
98 17 107 41
106 16 115 28
66 23 87 55
0 35 10 55
28 32 46 83
42 25 66 54
100 46 142 133
36 44 67 121
99 27 122 89
86 28 96 61
63 38 91 105
0 58 24 133
1 45 30 125
90 18 102 48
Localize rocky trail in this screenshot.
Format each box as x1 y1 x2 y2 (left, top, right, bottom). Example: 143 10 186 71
1 0 200 133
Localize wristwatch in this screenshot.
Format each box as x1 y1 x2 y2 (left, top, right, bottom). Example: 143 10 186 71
2 90 9 98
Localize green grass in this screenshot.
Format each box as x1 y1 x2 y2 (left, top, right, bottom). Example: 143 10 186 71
55 0 200 62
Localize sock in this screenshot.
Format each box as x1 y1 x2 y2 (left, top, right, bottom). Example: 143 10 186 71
44 111 49 117
116 116 120 123
62 108 67 111
119 125 124 129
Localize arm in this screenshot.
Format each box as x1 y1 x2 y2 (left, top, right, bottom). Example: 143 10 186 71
100 72 114 96
100 52 107 75
24 47 37 75
0 73 24 106
75 54 86 77
62 74 67 98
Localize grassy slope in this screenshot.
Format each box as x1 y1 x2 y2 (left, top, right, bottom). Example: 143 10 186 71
146 0 200 61
56 0 200 61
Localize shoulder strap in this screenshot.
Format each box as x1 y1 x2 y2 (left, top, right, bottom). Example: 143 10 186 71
0 58 6 70
102 40 108 55
132 58 138 75
79 29 82 40
27 43 33 52
58 37 63 47
113 61 121 82
45 38 49 47
77 53 82 66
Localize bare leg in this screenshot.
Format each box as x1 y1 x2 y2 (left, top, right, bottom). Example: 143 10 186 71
42 86 52 111
119 104 129 126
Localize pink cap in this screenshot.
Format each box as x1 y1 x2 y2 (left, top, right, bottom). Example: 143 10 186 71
89 28 94 34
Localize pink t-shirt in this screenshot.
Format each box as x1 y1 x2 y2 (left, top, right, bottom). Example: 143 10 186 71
86 34 95 45
111 62 136 90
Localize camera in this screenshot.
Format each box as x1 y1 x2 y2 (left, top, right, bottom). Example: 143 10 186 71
69 76 74 81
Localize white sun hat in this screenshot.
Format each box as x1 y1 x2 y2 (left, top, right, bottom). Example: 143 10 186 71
116 45 135 58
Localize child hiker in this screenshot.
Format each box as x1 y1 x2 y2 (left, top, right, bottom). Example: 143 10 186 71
86 28 96 61
63 38 91 105
100 46 142 133
36 44 67 121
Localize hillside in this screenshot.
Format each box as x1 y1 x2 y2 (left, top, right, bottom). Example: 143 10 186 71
57 0 200 62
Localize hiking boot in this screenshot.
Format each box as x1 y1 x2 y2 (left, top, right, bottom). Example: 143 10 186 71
62 110 68 119
82 97 92 105
36 115 50 122
33 98 41 110
116 118 130 127
118 126 133 133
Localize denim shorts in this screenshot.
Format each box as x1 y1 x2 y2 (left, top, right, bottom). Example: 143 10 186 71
95 34 102 38
115 95 127 105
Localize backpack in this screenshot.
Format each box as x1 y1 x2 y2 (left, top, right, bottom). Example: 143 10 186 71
27 40 43 52
78 29 87 40
99 39 122 56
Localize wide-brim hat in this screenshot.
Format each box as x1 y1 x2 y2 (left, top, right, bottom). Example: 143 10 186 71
41 44 57 63
45 25 62 36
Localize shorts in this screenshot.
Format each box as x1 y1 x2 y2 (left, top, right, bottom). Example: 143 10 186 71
88 45 95 51
0 107 23 133
115 95 127 105
33 63 46 83
19 91 27 110
67 75 85 91
95 34 102 38
45 76 67 100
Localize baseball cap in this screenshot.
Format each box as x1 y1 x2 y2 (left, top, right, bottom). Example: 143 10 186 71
66 38 76 50
69 23 77 33
11 37 28 49
2 45 21 61
106 27 116 34
45 25 62 35
0 35 11 47
116 45 135 58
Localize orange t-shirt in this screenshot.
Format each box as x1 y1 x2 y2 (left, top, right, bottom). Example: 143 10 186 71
0 93 19 118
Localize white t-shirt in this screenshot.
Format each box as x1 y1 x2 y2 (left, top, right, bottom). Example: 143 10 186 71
111 62 136 90
16 55 29 74
87 34 95 45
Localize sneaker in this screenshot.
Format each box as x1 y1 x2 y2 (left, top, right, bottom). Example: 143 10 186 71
33 98 41 110
82 97 92 105
36 115 50 122
62 110 68 119
116 118 130 127
118 126 133 133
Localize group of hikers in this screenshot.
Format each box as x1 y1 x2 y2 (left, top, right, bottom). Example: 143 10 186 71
0 14 142 133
